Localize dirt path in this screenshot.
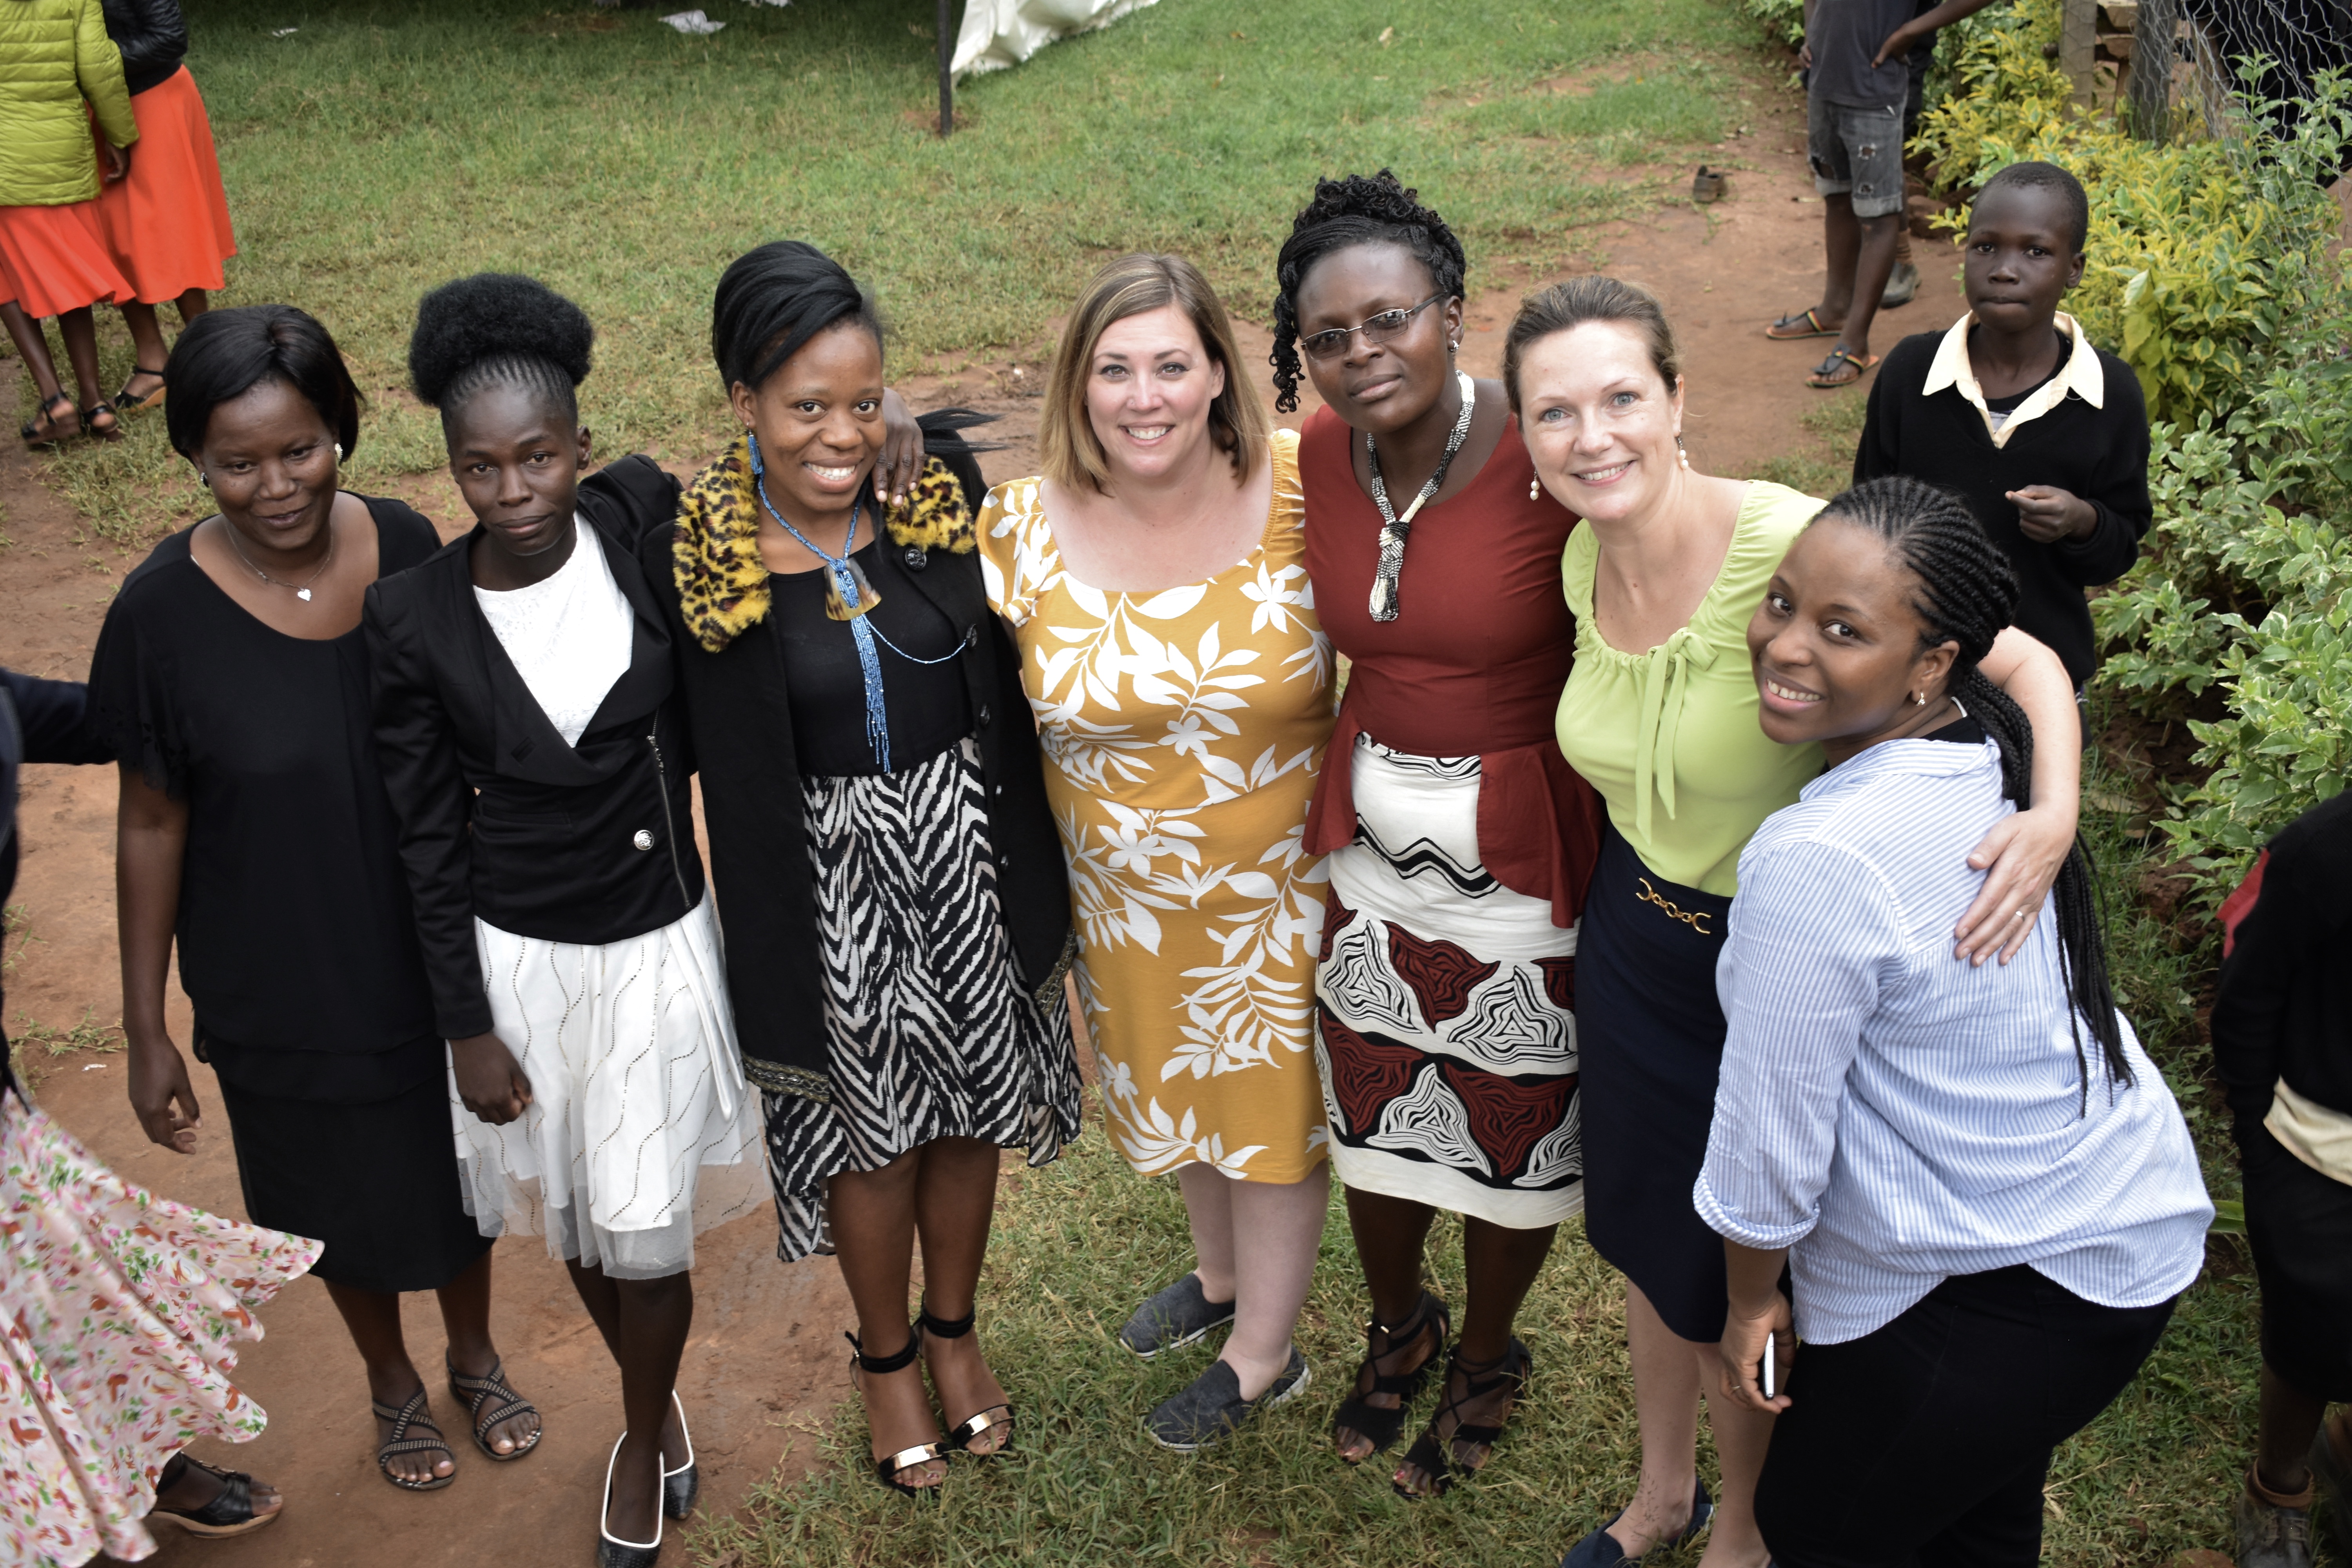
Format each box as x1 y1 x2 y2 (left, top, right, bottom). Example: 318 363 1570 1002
0 73 1964 1568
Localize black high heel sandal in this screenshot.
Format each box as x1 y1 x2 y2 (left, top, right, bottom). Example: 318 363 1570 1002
114 365 167 412
19 394 76 450
1330 1290 1450 1462
1395 1336 1532 1500
917 1301 1015 1456
79 401 122 442
845 1328 945 1498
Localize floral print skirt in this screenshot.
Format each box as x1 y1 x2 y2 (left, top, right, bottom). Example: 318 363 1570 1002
0 1090 319 1568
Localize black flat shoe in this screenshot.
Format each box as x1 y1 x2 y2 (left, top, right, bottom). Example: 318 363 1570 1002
661 1392 697 1519
595 1433 661 1568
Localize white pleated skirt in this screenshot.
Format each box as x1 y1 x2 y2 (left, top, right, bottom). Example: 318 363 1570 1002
452 893 767 1279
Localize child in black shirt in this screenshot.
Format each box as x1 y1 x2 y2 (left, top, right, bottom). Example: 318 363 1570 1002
1852 161 2152 689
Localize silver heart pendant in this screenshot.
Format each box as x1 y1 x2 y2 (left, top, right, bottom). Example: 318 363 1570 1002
296 588 313 601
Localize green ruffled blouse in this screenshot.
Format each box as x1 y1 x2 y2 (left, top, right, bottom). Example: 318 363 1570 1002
1555 481 1827 897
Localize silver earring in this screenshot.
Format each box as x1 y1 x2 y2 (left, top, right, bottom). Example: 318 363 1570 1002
1529 475 1541 501
332 442 344 463
198 470 210 488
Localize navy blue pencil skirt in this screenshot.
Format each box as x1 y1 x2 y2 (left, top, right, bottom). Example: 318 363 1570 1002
1577 823 1737 1345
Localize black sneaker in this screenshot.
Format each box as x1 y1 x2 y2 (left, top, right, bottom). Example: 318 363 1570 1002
1117 1274 1235 1359
1146 1347 1309 1452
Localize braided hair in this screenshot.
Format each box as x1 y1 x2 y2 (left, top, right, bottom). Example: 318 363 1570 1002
1816 476 2129 1110
1269 170 1466 414
408 273 593 434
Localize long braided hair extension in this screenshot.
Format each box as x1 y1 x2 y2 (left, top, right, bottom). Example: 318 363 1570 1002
1818 476 2129 1111
1269 170 1466 414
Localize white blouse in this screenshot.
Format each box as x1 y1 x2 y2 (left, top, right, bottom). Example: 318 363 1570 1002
472 520 633 747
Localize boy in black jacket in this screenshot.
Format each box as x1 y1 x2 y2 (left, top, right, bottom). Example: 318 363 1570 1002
1852 160 2152 691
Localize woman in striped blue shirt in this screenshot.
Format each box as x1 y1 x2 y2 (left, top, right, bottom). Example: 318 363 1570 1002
1697 477 2210 1568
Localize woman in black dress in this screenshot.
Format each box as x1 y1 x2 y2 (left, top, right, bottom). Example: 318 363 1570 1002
95 305 542 1495
631 241 1082 1497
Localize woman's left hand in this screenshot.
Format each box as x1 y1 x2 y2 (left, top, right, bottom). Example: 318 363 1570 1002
1955 804 2076 965
877 389 921 510
1717 1291 1795 1414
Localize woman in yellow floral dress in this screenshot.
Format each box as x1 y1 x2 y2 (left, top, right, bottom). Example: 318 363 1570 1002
979 253 1335 1450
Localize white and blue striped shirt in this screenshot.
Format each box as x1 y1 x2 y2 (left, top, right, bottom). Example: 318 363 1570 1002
1694 734 2211 1345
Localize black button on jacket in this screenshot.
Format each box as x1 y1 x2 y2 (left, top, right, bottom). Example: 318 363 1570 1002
364 457 705 1041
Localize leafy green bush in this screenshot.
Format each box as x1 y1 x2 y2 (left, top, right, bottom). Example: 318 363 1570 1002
1916 0 2352 899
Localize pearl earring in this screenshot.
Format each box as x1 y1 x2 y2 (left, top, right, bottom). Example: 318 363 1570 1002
1913 691 1927 706
1529 475 1541 501
1675 433 1691 471
332 442 344 463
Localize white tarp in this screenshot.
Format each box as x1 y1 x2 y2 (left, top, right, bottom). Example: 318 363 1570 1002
950 0 1160 76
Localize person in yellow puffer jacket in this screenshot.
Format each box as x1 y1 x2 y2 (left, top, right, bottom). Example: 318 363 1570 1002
0 0 138 446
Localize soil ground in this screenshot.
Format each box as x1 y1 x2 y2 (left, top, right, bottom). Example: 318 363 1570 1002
0 84 1964 1568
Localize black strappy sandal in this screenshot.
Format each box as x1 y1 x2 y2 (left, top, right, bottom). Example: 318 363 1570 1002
80 401 123 441
1394 1336 1532 1500
147 1453 281 1538
19 394 77 450
370 1385 456 1492
114 365 167 412
845 1329 945 1498
447 1354 543 1461
918 1301 1015 1456
1332 1290 1450 1462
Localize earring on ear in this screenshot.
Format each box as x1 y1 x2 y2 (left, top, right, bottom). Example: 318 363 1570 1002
1675 433 1691 471
332 442 344 463
1529 475 1542 501
198 470 210 488
1913 691 1927 706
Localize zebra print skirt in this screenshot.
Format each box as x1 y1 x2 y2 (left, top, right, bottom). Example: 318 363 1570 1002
762 735 1083 1261
1316 735 1584 1230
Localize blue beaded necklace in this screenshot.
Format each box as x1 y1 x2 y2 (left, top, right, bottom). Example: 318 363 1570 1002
748 433 964 772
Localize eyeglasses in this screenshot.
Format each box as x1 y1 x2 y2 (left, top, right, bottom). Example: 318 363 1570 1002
1298 294 1447 361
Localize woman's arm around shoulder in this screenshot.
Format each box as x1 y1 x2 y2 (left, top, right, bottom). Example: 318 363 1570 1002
1955 627 2080 964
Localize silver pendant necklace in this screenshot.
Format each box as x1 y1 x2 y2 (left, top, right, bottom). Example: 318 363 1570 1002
1364 369 1476 622
220 515 336 601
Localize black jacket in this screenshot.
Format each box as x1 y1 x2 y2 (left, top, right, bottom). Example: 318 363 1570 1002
365 457 704 1042
1 669 113 1088
100 0 186 96
630 452 1073 1101
1854 328 2153 686
2212 791 2352 1140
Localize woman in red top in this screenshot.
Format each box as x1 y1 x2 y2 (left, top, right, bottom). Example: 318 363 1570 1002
1276 171 1602 1498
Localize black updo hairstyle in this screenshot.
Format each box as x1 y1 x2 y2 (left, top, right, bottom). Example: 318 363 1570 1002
1269 170 1467 414
710 240 884 394
408 273 594 436
163 304 363 460
1814 475 2127 1111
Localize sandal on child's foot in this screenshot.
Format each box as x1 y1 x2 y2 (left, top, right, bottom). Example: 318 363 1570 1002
845 1329 946 1498
1331 1290 1449 1463
370 1386 456 1492
1394 1337 1532 1499
446 1354 543 1461
918 1302 1014 1456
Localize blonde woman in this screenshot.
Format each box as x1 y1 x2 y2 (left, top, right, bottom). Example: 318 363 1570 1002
978 254 1335 1449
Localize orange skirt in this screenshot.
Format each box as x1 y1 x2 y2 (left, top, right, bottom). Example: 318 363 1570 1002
0 199 127 319
91 66 236 304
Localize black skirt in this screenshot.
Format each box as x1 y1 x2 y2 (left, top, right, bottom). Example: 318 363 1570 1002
1576 824 1737 1345
214 1050 492 1294
2243 1120 2352 1400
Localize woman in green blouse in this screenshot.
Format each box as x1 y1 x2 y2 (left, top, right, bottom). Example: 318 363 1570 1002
1520 277 2085 1568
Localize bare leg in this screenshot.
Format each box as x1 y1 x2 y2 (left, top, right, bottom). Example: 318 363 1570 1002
3 301 73 434
116 303 168 404
1817 192 1862 327
2255 1361 2329 1494
1332 1184 1441 1461
1836 212 1904 363
54 308 105 414
174 287 208 325
1393 1215 1557 1495
1693 1334 1776 1568
559 1263 690 1545
1604 1283 1704 1556
1176 1158 1238 1301
912 1136 1013 1453
830 1149 949 1488
1214 1161 1329 1400
323 1281 453 1488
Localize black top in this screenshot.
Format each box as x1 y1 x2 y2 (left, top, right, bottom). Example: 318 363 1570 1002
632 434 1074 1099
774 535 972 777
100 0 187 96
88 498 441 1068
1921 713 1988 746
2212 791 2352 1135
1806 0 1920 106
1854 328 2154 686
365 457 707 1041
1 670 113 1090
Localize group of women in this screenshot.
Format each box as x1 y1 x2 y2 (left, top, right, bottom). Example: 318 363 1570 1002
10 167 2213 1568
0 0 235 445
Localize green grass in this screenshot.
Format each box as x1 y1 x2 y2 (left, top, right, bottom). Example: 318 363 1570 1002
18 0 1762 549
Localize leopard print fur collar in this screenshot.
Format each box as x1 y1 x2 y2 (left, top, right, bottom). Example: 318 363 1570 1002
672 434 976 655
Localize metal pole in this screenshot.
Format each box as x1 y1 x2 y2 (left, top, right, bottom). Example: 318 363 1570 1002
938 0 953 136
2130 0 2179 140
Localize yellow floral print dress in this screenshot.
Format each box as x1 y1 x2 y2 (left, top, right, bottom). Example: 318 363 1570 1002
979 430 1334 1183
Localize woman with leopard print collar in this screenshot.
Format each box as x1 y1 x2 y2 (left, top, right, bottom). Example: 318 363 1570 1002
633 241 1081 1502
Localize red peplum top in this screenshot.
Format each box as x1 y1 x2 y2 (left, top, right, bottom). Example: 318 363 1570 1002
1298 403 1604 929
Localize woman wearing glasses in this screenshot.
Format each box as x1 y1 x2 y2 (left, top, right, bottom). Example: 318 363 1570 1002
1270 171 1604 1498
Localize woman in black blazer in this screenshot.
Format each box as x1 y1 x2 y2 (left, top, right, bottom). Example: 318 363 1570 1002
630 242 1081 1500
366 276 765 1568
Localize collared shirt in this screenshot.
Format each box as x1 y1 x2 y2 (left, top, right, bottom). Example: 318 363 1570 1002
1922 310 2106 449
1695 735 2211 1345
